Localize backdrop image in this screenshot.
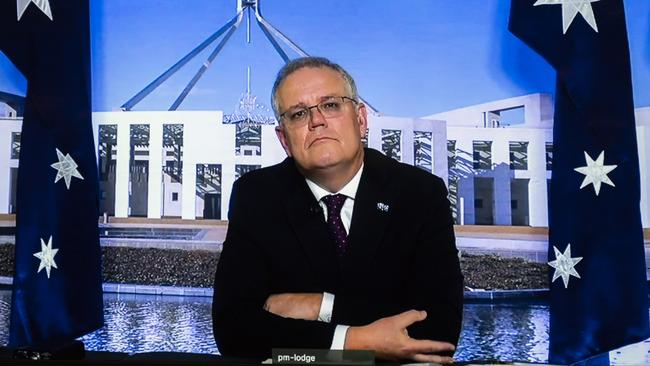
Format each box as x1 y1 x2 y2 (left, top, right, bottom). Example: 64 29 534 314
1 0 650 364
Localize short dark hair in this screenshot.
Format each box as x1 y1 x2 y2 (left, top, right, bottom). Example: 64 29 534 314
271 57 359 120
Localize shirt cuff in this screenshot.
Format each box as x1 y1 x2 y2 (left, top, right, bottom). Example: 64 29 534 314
318 292 334 323
330 325 349 350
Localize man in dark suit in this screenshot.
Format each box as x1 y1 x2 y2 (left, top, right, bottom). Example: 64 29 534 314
213 57 463 363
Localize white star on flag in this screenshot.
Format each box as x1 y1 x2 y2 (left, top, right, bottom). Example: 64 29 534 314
33 236 58 279
17 0 53 21
574 150 616 196
534 0 599 34
548 243 583 288
51 148 84 190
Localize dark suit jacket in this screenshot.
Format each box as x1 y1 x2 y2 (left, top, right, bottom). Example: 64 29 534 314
212 148 463 358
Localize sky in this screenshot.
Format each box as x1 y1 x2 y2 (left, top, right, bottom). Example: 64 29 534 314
1 0 649 118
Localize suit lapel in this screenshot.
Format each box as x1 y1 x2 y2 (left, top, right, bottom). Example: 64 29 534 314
342 150 393 282
282 161 341 290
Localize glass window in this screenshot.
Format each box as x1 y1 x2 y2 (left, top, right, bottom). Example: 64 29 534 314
414 131 432 172
10 132 20 159
235 124 261 156
163 124 183 183
472 140 492 170
546 143 553 171
381 129 401 161
195 164 222 220
509 141 529 170
447 140 459 223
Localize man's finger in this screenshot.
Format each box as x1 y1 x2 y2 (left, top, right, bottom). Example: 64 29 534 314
402 338 455 354
394 310 427 327
411 353 454 364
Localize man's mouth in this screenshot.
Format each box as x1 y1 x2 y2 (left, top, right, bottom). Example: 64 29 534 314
309 137 335 147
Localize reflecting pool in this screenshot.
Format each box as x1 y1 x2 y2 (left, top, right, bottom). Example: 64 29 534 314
2 290 648 364
0 290 551 362
456 302 549 362
80 293 217 354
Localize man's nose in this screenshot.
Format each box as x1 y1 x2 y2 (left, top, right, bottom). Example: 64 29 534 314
308 106 327 130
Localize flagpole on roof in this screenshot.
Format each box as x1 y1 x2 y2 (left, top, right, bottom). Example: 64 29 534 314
119 0 379 115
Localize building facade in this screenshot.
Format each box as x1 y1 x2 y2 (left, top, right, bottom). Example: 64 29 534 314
427 94 554 227
0 102 20 215
2 93 649 227
425 94 650 228
90 111 446 220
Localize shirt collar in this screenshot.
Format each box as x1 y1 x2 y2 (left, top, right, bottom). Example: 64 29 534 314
305 164 364 202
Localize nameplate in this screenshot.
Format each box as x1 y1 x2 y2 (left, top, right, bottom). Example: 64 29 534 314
271 349 374 365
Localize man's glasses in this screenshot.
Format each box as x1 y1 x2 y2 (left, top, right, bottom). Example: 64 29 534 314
279 96 358 126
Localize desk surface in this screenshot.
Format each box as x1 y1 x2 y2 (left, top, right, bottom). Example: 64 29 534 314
0 348 557 365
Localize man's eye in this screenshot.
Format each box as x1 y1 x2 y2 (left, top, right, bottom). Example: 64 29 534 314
321 101 341 111
289 109 307 120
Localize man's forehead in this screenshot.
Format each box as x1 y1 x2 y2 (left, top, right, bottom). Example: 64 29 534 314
278 67 347 105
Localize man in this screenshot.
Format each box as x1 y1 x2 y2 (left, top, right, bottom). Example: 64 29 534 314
212 57 463 363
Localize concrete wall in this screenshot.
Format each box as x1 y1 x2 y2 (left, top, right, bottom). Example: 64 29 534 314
368 115 448 182
430 94 554 227
423 94 554 129
446 126 552 227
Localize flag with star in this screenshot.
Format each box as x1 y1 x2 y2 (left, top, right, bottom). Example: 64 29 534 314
509 0 650 363
0 0 104 348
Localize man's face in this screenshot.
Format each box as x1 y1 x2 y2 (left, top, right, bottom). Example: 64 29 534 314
275 67 367 176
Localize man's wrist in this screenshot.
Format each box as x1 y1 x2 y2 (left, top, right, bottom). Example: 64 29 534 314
344 326 368 350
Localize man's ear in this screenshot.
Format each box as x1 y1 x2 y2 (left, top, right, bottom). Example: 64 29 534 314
275 125 292 157
357 103 368 139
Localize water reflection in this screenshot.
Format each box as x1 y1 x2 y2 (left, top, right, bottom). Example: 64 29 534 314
0 292 9 345
80 293 217 354
457 303 549 363
12 289 650 363
0 291 217 354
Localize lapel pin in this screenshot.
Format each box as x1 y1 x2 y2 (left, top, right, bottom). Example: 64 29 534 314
376 202 389 212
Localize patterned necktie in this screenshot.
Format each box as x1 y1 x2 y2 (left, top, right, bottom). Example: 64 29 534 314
322 194 348 256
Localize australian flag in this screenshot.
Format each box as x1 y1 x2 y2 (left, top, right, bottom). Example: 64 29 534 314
509 0 650 364
0 0 104 347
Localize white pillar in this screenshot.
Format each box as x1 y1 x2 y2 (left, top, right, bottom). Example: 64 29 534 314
401 124 413 165
432 122 448 183
527 133 549 227
114 121 130 218
148 122 163 219
0 126 12 214
221 163 236 220
0 123 21 214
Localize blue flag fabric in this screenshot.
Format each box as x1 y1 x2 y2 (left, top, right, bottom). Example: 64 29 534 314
0 0 104 347
509 0 649 364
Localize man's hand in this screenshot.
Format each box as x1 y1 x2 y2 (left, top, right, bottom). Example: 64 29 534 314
345 310 455 364
264 293 323 321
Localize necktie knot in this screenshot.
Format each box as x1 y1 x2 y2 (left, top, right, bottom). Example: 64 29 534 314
322 194 347 217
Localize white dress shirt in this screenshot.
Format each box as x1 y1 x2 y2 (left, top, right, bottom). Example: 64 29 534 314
304 165 363 350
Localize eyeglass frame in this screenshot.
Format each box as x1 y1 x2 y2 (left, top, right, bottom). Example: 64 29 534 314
278 96 359 126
